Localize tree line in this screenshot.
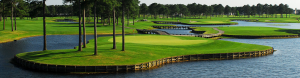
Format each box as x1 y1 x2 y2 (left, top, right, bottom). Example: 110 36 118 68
140 3 294 19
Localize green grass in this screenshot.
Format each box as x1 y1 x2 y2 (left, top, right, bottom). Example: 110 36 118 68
217 26 298 36
1 14 300 43
190 27 219 34
108 35 211 45
16 35 272 66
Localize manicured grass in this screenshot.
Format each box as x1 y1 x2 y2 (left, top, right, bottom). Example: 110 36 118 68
217 26 298 36
108 36 210 45
16 35 272 66
190 27 219 34
0 17 173 43
1 14 300 43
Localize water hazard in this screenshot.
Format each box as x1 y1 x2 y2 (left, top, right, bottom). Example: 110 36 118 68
1 21 300 77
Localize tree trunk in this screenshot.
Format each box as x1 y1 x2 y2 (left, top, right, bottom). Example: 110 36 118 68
43 0 47 50
122 4 125 51
133 17 134 25
2 4 4 30
97 16 98 23
3 15 4 30
83 3 86 48
11 2 14 31
108 16 110 25
93 1 97 55
14 12 16 30
78 0 82 51
117 15 119 25
127 9 129 26
113 7 116 49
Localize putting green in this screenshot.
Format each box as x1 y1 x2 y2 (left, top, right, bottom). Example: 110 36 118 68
108 35 211 46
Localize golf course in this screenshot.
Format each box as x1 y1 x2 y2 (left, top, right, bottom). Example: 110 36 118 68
1 14 300 73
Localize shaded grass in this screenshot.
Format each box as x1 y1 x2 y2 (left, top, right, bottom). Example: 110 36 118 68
16 35 272 66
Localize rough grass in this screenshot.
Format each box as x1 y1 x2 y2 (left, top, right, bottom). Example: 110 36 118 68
217 26 298 36
16 35 272 66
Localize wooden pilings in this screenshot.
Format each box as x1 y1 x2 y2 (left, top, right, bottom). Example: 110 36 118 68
13 48 274 73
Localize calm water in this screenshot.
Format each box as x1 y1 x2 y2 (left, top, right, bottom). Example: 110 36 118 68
157 21 300 35
1 21 300 77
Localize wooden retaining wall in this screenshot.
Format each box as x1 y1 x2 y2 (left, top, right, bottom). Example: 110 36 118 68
222 34 299 39
13 48 274 73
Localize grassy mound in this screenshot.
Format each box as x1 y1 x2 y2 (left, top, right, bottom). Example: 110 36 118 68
217 27 298 36
16 35 272 66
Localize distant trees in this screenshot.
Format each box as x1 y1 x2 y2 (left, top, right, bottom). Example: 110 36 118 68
224 5 231 17
139 3 293 19
139 3 148 19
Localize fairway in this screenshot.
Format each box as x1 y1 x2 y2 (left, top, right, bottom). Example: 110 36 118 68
217 26 298 36
108 35 210 45
16 35 272 65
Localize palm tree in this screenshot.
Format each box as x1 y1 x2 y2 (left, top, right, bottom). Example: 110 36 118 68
83 0 86 48
2 1 5 30
113 7 116 49
93 0 97 55
122 0 125 51
78 0 82 51
11 0 14 31
43 0 47 51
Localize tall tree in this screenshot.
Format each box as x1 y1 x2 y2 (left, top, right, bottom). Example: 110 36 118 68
178 4 189 18
187 3 197 18
202 4 208 18
208 6 214 19
78 0 82 51
148 3 158 19
231 7 236 17
224 5 231 17
11 0 14 31
251 5 257 17
256 3 263 17
43 0 46 50
263 4 269 18
278 3 285 18
169 4 179 19
93 0 97 55
139 3 148 19
243 4 251 18
284 4 289 18
196 4 202 18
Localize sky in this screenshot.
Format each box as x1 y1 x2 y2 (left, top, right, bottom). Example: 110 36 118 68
46 0 299 9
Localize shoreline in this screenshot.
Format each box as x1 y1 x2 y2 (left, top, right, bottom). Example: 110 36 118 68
0 33 127 44
13 48 274 74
